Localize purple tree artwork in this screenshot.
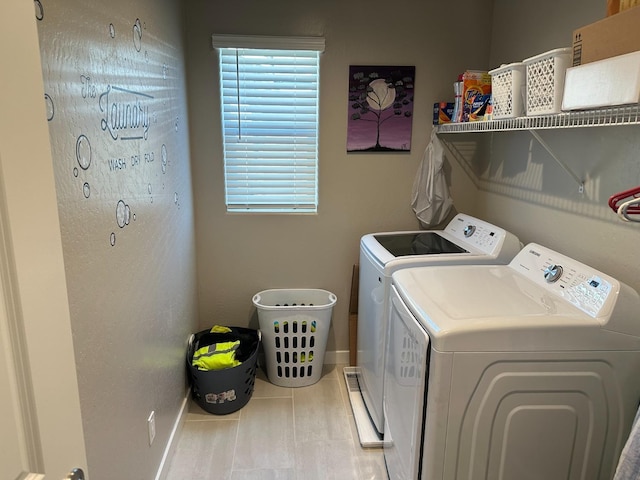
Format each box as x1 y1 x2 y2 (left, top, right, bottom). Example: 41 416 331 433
347 65 415 152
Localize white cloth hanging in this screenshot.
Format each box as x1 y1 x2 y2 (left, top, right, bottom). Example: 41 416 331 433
411 130 454 228
614 405 640 480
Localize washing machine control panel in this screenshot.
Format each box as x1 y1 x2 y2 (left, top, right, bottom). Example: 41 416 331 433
445 216 507 254
511 243 619 318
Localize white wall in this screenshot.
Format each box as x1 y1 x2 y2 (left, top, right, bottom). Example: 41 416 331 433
35 0 198 478
185 0 492 353
469 0 640 299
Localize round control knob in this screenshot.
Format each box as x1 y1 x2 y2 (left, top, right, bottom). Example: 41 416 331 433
463 225 476 237
544 264 563 283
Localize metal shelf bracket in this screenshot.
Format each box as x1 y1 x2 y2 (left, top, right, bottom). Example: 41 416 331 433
434 105 640 194
528 129 584 193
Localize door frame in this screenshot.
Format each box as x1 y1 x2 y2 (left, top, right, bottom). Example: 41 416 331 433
0 0 88 478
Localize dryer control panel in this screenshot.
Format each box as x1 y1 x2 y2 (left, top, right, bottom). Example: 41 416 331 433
510 243 619 318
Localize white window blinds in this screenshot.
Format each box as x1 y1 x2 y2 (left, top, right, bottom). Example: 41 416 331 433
214 35 324 213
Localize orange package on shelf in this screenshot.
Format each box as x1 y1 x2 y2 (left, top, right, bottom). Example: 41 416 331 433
461 70 491 122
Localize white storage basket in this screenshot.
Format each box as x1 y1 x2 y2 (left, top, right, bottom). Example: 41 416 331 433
253 288 337 387
523 47 572 115
489 62 526 119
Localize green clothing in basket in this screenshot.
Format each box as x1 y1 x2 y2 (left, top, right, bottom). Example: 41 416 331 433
192 340 241 371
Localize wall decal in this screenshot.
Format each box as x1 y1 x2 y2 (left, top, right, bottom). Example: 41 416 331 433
44 93 54 121
133 18 142 52
161 144 167 174
34 0 44 21
37 10 186 250
111 198 134 245
76 135 92 171
347 65 415 152
81 75 98 99
115 199 132 228
99 85 153 141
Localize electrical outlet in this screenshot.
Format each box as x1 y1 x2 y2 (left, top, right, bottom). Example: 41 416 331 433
147 411 156 446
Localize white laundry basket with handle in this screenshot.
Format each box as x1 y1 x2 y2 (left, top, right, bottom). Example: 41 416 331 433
253 288 337 387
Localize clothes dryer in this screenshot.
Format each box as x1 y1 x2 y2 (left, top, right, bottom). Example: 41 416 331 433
384 243 640 480
354 214 521 444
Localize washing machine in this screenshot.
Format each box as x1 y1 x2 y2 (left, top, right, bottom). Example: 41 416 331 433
384 243 640 480
353 213 521 444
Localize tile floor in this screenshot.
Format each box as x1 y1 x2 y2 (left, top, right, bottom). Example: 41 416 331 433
165 364 388 480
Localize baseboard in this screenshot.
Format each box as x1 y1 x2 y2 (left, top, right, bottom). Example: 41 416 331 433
324 349 350 365
154 389 190 480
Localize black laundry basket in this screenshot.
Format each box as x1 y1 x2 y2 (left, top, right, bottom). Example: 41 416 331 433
187 326 261 415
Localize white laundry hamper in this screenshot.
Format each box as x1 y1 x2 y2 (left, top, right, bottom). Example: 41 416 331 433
253 288 337 387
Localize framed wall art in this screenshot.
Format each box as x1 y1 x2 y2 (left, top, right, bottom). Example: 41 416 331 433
347 65 415 152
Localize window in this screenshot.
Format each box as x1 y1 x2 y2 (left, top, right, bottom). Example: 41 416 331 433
212 35 324 213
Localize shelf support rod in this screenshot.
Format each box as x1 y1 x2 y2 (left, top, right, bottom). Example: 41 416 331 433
528 129 584 193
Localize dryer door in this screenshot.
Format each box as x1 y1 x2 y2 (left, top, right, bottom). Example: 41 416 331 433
384 285 430 480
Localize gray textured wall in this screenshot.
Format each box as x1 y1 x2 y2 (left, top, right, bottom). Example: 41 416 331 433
35 0 198 477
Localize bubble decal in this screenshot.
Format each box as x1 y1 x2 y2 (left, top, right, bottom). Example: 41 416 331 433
76 135 92 170
34 0 43 21
45 94 54 121
109 23 115 38
116 199 131 228
110 232 116 247
133 18 142 52
83 182 91 199
161 144 167 174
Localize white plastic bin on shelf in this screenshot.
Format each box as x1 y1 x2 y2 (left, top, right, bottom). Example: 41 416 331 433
253 289 337 387
489 62 526 119
523 47 572 115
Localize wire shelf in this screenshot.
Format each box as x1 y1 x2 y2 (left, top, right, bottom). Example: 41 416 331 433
436 104 640 133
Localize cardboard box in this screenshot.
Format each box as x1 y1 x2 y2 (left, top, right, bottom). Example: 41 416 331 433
562 50 640 110
621 0 640 12
572 6 640 66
